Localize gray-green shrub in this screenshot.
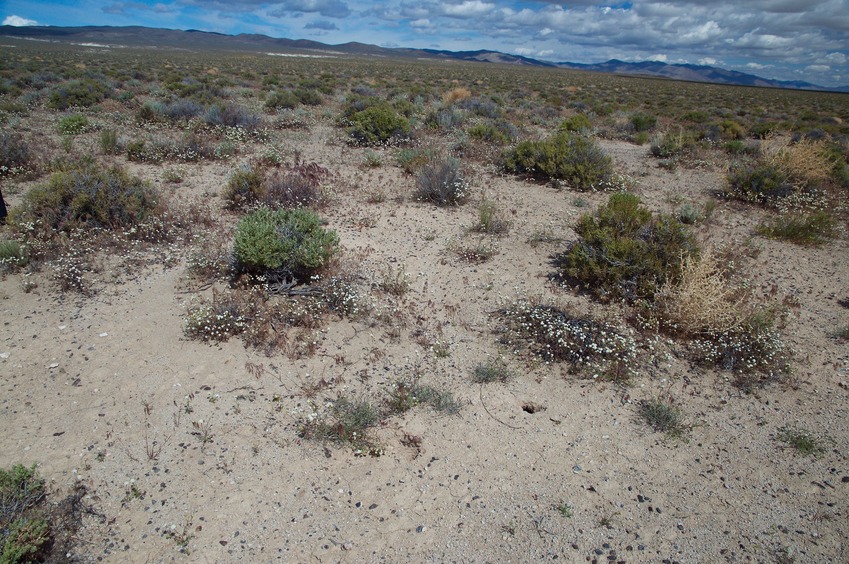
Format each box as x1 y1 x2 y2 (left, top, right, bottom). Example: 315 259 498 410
232 208 338 279
503 131 613 191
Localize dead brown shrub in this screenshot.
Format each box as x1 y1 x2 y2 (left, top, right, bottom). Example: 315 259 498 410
658 247 743 335
760 135 831 188
443 87 472 105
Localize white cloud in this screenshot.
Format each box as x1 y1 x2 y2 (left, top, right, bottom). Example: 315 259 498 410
746 62 768 69
699 57 717 66
824 52 847 64
805 64 831 72
647 54 668 62
443 1 495 18
3 15 39 26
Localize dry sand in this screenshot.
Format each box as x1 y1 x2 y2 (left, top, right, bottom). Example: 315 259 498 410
2 123 848 563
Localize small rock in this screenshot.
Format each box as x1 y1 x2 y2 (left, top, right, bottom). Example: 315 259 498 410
99 332 108 337
0 352 9 359
416 525 427 533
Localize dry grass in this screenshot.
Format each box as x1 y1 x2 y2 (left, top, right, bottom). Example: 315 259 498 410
760 135 832 188
443 87 472 105
658 247 743 335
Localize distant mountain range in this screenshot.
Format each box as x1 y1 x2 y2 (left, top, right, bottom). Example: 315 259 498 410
2 25 847 93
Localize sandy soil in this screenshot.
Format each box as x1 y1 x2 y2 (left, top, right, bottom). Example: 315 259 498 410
1 121 848 563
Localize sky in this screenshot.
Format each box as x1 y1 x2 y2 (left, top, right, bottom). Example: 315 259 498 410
3 1 849 86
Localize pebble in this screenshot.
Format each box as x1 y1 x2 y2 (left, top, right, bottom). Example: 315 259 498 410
416 525 427 533
0 352 9 359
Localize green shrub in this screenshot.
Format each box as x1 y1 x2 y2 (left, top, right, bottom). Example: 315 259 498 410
266 90 299 110
47 78 111 110
415 158 470 206
559 114 592 132
295 88 323 106
468 123 509 145
0 239 27 268
396 146 438 174
630 113 657 132
100 129 119 154
755 211 837 246
233 207 339 279
13 163 160 232
472 358 514 383
2 517 49 563
650 131 695 159
503 131 613 191
57 114 90 135
222 166 264 210
558 193 699 303
298 396 381 454
724 162 794 205
0 464 49 563
347 104 411 146
718 119 746 140
639 398 687 438
473 199 510 234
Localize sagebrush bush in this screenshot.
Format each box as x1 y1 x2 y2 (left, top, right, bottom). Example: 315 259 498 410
415 158 470 206
503 131 613 191
47 78 111 110
204 103 260 129
222 166 264 210
347 104 411 146
232 207 338 279
0 131 32 177
57 114 90 135
13 163 160 232
558 193 699 303
163 99 204 122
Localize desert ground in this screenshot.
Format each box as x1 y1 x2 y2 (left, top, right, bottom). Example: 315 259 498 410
1 40 848 563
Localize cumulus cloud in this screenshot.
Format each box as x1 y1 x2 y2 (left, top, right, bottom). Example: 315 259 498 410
824 52 847 64
3 15 38 26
